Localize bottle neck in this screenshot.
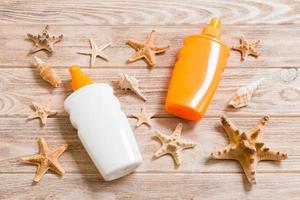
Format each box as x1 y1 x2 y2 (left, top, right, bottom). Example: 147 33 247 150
201 17 221 39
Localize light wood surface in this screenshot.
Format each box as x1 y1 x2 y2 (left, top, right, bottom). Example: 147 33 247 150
0 0 300 199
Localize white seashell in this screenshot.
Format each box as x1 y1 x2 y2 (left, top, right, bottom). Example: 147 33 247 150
229 78 264 108
118 73 147 101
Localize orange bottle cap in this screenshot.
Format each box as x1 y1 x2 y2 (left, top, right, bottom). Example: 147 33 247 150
201 17 221 39
69 65 93 91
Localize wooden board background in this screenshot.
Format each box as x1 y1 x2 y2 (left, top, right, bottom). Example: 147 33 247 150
0 0 300 199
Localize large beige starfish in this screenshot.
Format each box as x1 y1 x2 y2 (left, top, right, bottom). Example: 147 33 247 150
78 38 111 67
153 123 196 166
232 35 260 61
211 116 287 184
127 30 170 67
28 102 57 125
27 25 63 53
22 137 68 182
132 107 155 127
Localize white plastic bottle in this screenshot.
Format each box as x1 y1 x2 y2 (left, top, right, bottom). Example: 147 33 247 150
64 66 142 181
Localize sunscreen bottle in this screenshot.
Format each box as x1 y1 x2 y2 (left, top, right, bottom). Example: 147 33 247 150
165 17 230 121
64 66 142 181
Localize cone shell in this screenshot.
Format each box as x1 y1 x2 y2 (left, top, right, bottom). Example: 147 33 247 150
229 78 264 108
34 56 61 88
118 73 146 101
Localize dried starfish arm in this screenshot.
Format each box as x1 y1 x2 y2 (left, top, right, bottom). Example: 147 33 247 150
249 48 260 57
22 154 42 164
220 115 240 142
34 163 50 182
127 50 144 63
127 39 144 50
257 147 287 161
146 30 156 46
27 34 40 45
171 151 181 166
50 160 66 176
154 131 169 143
173 123 183 137
97 42 111 61
50 35 63 44
178 141 196 149
247 116 269 140
52 144 68 158
39 136 49 154
30 45 44 53
97 51 110 61
152 45 171 53
239 156 257 184
210 144 236 160
90 52 98 67
154 145 168 158
39 114 48 125
144 49 156 66
248 40 260 57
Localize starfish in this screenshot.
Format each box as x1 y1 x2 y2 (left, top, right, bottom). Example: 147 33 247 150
28 102 57 125
211 115 287 184
22 137 68 182
132 107 155 127
232 35 260 61
27 25 63 53
127 30 170 67
78 38 111 67
153 123 196 166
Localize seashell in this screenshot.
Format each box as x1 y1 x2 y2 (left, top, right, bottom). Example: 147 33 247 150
118 73 147 101
34 56 61 88
229 78 264 108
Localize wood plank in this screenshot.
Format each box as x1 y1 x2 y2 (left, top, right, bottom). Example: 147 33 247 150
0 25 299 68
0 0 299 25
0 173 299 199
0 67 300 117
0 117 297 173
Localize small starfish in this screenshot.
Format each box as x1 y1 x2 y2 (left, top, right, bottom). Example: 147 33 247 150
153 123 196 166
28 102 57 125
27 25 63 53
127 30 170 67
132 107 155 127
232 35 260 61
22 137 68 182
78 38 111 67
211 116 287 184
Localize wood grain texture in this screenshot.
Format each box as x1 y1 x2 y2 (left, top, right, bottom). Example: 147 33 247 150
0 25 299 68
0 173 300 200
0 68 299 117
0 117 297 174
1 0 300 199
0 0 299 25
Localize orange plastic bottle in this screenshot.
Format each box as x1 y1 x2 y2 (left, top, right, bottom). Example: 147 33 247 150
165 17 230 121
